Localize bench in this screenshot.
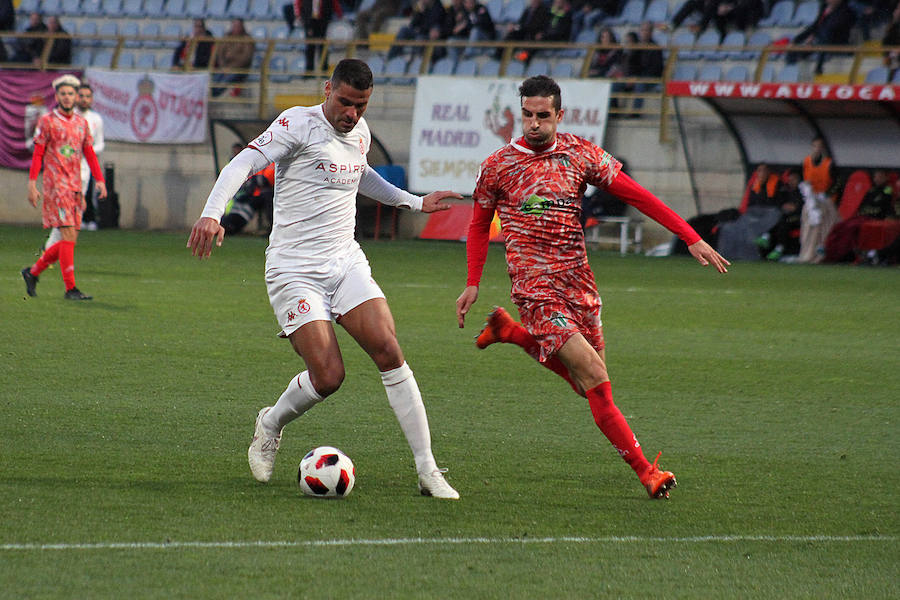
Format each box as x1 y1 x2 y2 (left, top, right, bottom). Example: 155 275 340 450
584 216 644 255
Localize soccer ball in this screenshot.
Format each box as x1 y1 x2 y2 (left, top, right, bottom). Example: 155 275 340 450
298 446 355 498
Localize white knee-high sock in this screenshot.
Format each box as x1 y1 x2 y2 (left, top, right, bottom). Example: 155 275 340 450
381 362 438 475
45 228 61 250
263 371 323 434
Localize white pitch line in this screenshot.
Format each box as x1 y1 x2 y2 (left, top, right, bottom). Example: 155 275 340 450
0 535 894 552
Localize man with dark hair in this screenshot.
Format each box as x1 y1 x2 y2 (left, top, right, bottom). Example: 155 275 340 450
188 59 462 499
456 75 729 499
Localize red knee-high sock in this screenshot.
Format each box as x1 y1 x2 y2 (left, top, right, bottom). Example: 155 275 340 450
32 241 62 276
58 240 76 290
586 381 650 475
506 322 580 393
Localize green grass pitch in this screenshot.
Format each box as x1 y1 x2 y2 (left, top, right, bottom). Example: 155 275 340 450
1 225 897 598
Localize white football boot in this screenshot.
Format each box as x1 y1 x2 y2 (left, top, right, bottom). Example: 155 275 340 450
248 407 281 483
417 468 460 500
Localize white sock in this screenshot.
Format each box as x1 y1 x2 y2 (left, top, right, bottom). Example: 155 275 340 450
381 362 438 475
263 371 323 434
45 228 61 250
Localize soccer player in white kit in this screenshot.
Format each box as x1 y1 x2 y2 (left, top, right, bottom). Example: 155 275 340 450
187 59 462 499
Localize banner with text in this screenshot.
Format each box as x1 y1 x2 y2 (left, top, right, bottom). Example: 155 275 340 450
85 68 209 143
666 80 900 101
409 76 611 195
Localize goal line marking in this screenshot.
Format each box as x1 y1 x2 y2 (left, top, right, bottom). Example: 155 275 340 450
1 535 895 552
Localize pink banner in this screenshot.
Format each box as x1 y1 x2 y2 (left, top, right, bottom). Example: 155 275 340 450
666 80 900 102
0 69 82 170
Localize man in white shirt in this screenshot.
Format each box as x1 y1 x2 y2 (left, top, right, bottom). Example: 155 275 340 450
187 59 463 499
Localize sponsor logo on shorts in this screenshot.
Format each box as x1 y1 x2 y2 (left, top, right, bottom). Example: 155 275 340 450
549 311 568 328
297 299 310 314
286 310 296 322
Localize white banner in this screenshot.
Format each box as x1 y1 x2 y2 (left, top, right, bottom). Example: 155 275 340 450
85 68 209 143
408 76 611 194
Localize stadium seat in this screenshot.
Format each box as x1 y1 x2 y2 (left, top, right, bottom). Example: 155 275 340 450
185 0 205 18
610 0 645 25
92 49 114 67
117 51 136 68
98 20 118 47
72 47 92 67
285 55 305 78
506 60 526 76
759 63 776 82
367 55 384 76
80 0 101 14
140 21 161 47
695 29 721 60
101 0 123 15
249 0 271 20
121 0 142 16
724 64 749 81
559 28 598 58
720 31 746 59
142 0 163 15
430 56 455 75
60 0 81 15
486 0 504 24
893 69 900 83
478 58 500 76
525 58 550 76
745 30 771 59
671 62 697 80
698 63 721 81
383 56 408 79
455 58 477 75
136 52 156 70
791 0 819 26
864 66 889 84
228 0 250 18
18 0 40 14
758 0 794 26
207 0 227 18
77 20 100 46
161 22 182 48
41 0 62 14
165 0 185 17
269 54 289 82
643 0 668 23
671 30 696 59
501 0 525 24
776 64 799 82
552 59 577 78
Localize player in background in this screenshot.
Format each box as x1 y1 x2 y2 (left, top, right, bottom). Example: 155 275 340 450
22 74 107 301
187 59 463 499
455 75 729 499
43 82 106 250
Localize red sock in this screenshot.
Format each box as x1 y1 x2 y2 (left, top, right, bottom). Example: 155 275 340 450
32 241 62 276
505 322 580 393
586 381 650 475
59 240 76 290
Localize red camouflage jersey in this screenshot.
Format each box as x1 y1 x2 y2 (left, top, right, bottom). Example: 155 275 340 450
33 109 94 206
473 133 622 281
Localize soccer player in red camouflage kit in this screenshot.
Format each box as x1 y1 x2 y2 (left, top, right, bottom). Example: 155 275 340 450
455 76 729 499
21 74 107 301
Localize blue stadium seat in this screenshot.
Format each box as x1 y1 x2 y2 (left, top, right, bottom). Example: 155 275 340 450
478 58 500 76
161 22 182 48
140 21 161 47
228 0 250 18
207 0 227 17
185 0 205 18
101 0 123 15
695 29 721 59
525 58 550 76
77 20 100 46
121 0 142 16
672 62 697 80
60 0 81 15
893 69 900 84
455 58 477 75
864 66 889 84
249 0 272 20
759 63 776 81
430 56 455 75
559 28 598 58
72 47 92 67
287 55 306 78
142 0 163 15
698 63 721 81
643 0 668 23
505 60 525 77
18 0 40 14
672 30 696 59
610 0 645 25
776 64 799 82
269 54 289 82
367 55 384 76
745 30 771 58
758 0 794 26
486 0 504 24
98 20 118 47
724 64 749 81
383 56 408 77
80 0 101 14
41 0 62 14
165 0 185 17
501 0 525 24
117 50 136 68
92 49 113 67
791 0 818 26
551 60 576 78
136 52 156 70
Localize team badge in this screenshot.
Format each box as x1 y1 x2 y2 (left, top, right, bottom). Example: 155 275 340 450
297 299 310 314
130 76 158 142
255 131 273 146
549 311 569 328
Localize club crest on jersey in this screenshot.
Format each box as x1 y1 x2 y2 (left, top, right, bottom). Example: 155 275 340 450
297 299 310 314
556 155 570 167
255 131 273 146
549 311 569 328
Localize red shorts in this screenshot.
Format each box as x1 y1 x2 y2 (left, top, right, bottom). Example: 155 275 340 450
510 267 604 362
43 190 84 229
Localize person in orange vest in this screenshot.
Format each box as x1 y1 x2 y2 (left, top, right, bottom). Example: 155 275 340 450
798 136 839 263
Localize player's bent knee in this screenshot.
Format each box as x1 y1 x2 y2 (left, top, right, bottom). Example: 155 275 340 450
309 365 345 397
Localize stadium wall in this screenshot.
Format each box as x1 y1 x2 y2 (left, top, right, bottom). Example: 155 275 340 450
0 97 744 245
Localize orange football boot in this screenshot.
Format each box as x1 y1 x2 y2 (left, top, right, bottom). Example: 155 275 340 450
641 452 677 499
475 306 517 349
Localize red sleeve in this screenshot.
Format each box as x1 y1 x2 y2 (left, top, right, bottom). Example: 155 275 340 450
29 143 46 180
293 0 301 20
465 201 494 287
606 172 701 245
83 144 105 183
332 0 343 18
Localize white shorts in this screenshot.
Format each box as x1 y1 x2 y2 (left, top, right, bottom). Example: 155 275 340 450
266 245 385 338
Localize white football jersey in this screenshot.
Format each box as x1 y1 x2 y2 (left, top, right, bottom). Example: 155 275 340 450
248 104 371 267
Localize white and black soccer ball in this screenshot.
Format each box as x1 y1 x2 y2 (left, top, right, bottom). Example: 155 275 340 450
298 446 355 498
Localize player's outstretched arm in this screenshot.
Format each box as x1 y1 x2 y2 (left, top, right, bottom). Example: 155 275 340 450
187 216 225 259
455 285 479 328
421 190 460 213
688 239 730 273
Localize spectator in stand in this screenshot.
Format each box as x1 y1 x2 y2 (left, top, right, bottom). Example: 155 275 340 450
825 169 896 262
353 0 405 41
172 18 214 70
669 0 723 36
851 0 896 40
45 15 71 65
0 0 14 62
10 12 47 64
719 0 765 34
571 0 620 41
798 136 839 263
388 0 448 60
789 0 856 74
756 168 804 261
284 0 342 74
883 1 900 77
537 0 574 44
212 18 254 96
447 0 496 60
497 0 551 60
622 22 663 117
589 27 624 108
